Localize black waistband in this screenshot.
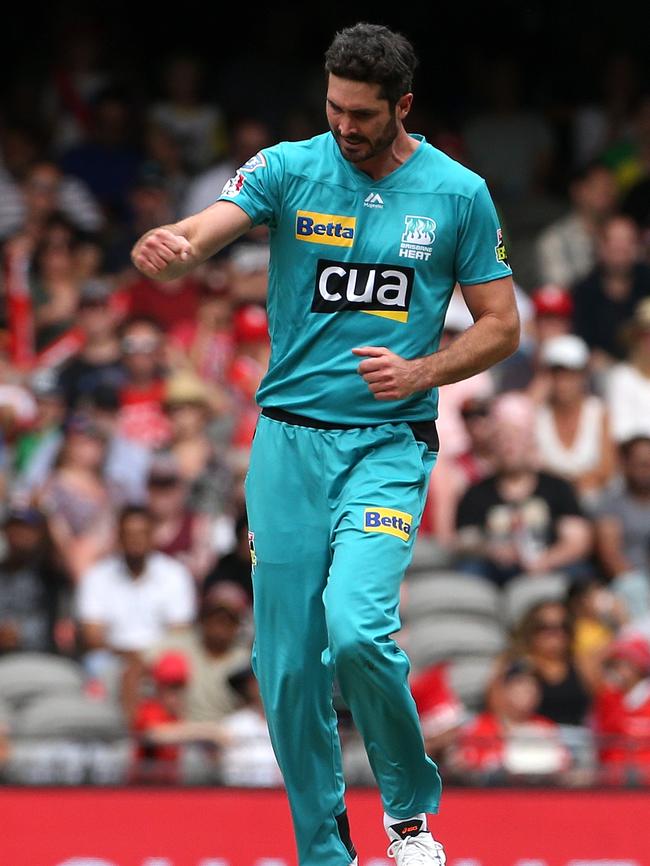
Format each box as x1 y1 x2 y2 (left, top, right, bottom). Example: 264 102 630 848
260 406 439 450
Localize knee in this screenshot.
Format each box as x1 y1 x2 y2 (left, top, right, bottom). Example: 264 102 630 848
329 623 377 669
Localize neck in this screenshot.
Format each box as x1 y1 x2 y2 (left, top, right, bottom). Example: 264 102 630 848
355 127 418 181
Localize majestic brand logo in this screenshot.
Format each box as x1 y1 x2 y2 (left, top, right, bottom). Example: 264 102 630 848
363 507 413 542
295 211 356 247
311 259 414 323
399 215 436 261
364 192 384 209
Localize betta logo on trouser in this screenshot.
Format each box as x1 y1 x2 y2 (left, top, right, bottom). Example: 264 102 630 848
363 507 413 541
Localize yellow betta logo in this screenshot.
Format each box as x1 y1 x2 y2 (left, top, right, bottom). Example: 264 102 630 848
296 211 356 247
363 507 413 542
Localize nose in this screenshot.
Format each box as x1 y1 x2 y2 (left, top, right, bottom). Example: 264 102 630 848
337 114 358 139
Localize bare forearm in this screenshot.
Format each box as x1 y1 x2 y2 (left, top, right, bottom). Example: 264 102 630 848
413 312 520 389
131 202 253 283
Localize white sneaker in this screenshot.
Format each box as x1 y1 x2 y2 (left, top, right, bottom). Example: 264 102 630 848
387 830 446 865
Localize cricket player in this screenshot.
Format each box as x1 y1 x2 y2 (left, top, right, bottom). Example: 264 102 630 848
132 22 519 866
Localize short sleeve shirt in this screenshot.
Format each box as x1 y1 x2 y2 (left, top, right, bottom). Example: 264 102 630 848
217 132 512 425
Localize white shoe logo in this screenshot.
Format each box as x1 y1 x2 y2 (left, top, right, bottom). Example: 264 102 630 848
364 192 384 208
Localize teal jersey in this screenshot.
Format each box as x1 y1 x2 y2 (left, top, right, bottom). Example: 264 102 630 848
217 131 512 425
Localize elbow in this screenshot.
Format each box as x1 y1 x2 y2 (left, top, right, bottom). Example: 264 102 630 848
498 314 521 361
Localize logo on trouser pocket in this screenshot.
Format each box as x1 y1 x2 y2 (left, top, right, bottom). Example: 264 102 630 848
363 507 413 541
248 530 257 573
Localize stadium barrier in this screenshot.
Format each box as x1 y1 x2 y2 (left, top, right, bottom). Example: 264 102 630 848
2 786 650 866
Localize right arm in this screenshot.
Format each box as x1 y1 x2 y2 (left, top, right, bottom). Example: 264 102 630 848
131 201 253 282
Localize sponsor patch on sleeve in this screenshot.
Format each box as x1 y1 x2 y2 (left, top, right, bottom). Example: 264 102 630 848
363 507 413 542
240 152 267 173
495 228 509 267
221 171 246 198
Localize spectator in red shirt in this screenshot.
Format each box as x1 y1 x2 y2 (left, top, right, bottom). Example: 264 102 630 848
122 272 201 333
409 663 465 761
594 634 650 784
453 661 569 782
117 316 171 448
130 649 224 784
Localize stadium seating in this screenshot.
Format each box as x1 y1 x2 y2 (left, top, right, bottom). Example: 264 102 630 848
0 653 84 709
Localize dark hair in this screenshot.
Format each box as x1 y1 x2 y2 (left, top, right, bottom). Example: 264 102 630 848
569 159 613 187
324 22 418 106
619 434 650 459
118 504 152 527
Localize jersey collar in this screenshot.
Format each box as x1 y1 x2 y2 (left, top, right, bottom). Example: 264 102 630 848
331 132 427 188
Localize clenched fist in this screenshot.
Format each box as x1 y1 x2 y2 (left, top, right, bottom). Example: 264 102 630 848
352 345 426 400
131 227 194 280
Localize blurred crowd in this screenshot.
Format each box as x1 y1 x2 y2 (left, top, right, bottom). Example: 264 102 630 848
0 27 649 787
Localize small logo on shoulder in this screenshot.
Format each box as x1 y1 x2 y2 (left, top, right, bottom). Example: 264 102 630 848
240 152 266 173
363 507 413 542
495 228 509 267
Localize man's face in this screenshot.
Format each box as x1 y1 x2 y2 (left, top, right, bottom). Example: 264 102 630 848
119 514 153 560
326 74 407 165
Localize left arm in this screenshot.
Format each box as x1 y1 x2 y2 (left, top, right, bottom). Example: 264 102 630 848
354 276 520 400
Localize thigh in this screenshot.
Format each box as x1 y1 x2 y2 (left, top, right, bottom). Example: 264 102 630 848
324 423 437 638
245 415 332 642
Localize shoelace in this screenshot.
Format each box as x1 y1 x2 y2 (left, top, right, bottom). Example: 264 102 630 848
387 833 446 865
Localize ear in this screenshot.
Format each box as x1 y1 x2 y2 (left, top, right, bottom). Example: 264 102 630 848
397 93 413 120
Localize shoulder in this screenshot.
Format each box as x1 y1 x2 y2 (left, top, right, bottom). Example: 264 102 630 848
418 142 487 198
255 133 330 171
536 471 580 500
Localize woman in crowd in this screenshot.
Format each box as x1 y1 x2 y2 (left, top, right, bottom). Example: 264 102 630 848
489 600 597 728
535 334 616 506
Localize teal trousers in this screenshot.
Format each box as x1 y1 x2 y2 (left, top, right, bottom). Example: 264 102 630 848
245 410 442 865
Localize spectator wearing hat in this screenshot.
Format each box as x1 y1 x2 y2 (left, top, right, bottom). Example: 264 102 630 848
56 277 126 411
38 412 116 581
455 392 593 586
453 660 570 782
535 335 616 505
535 162 618 288
145 581 251 723
146 452 214 581
117 316 171 448
129 650 226 785
76 506 196 720
593 635 650 783
604 298 650 443
572 215 650 366
595 435 650 619
218 662 283 787
497 284 575 397
228 304 270 449
161 370 232 516
0 506 68 654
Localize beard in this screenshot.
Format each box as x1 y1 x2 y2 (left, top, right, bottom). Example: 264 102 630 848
331 114 399 164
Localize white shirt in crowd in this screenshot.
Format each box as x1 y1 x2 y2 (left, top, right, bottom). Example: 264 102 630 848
605 363 650 443
219 707 284 787
76 552 196 651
